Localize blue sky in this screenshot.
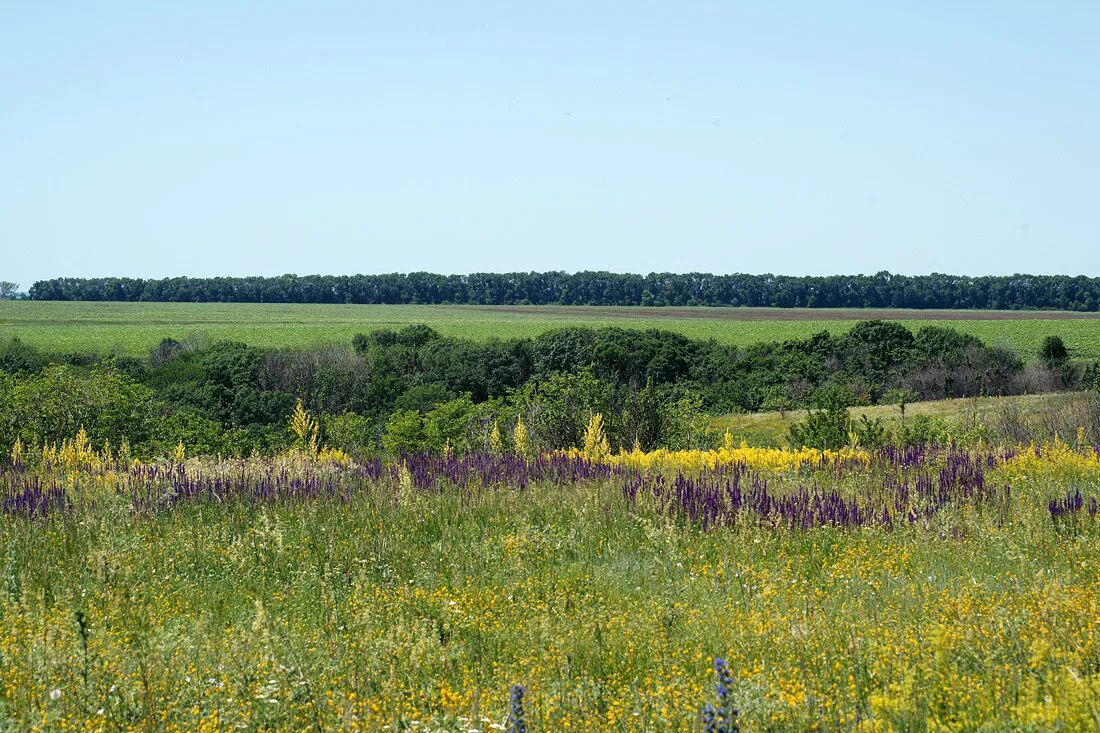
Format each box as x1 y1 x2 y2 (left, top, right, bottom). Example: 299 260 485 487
2 1 1098 287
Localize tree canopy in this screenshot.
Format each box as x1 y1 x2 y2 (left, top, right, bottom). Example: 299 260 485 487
27 271 1100 311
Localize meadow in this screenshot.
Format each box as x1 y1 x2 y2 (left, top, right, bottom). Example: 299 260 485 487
712 392 1093 447
4 302 1100 730
2 441 1100 731
4 301 1100 359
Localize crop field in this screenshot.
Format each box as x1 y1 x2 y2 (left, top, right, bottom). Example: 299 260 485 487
3 442 1100 730
3 301 1100 359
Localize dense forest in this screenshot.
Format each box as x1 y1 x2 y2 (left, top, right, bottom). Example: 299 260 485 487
27 271 1100 310
2 322 1095 459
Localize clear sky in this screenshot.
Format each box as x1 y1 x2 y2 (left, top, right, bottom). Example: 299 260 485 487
3 1 1098 288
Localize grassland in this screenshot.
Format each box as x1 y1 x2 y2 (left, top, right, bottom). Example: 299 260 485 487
3 301 1100 358
713 391 1094 447
2 447 1099 730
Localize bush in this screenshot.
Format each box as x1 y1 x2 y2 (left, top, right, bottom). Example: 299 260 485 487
787 389 853 450
394 383 456 413
852 414 888 449
381 410 430 455
1083 362 1100 392
354 325 442 352
518 369 615 452
1040 335 1069 365
897 415 950 447
140 409 252 459
381 395 477 455
0 338 49 375
322 412 379 455
0 364 155 449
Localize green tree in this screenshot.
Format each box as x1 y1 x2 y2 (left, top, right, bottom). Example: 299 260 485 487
0 364 155 449
1040 335 1069 366
381 410 430 454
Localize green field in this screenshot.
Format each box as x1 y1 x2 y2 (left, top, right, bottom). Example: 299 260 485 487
4 301 1100 359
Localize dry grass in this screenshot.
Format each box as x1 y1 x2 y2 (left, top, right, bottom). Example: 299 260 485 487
712 391 1095 446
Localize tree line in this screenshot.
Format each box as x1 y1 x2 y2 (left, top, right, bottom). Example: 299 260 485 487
27 271 1100 310
2 322 1094 459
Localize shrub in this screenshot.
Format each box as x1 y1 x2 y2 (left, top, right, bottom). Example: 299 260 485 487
322 412 378 455
0 338 49 375
1040 335 1069 366
381 410 430 455
394 383 456 413
897 415 950 447
0 364 155 449
381 395 477 455
1083 362 1100 392
787 389 853 450
852 414 888 449
141 409 249 459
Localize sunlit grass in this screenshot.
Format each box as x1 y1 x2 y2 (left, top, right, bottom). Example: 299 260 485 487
3 301 1100 358
2 446 1099 730
712 391 1092 447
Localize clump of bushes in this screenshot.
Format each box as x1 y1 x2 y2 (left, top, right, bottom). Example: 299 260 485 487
0 321 1091 459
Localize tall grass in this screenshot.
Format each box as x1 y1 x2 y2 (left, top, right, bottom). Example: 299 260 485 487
2 448 1099 730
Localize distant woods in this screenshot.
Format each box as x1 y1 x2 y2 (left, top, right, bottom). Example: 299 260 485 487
27 272 1100 310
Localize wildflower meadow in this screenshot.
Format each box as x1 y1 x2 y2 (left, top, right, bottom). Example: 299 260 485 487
2 426 1099 731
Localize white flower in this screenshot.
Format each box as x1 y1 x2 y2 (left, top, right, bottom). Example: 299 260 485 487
49 688 62 701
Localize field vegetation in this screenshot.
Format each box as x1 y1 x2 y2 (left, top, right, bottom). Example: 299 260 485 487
2 425 1100 730
714 391 1100 447
3 311 1100 730
3 318 1099 460
3 301 1100 359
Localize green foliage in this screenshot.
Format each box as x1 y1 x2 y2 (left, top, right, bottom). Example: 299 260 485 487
852 414 888 449
913 326 983 364
382 395 477 454
393 383 456 413
381 410 431 455
153 342 295 427
517 369 615 452
882 388 919 415
141 409 254 458
321 411 378 455
618 384 711 451
1041 334 1069 365
838 320 916 398
787 387 855 450
897 415 951 447
355 324 442 351
0 308 1092 457
0 364 154 449
0 338 49 375
421 337 532 401
759 385 793 414
28 271 1100 310
1083 362 1100 392
423 394 477 452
